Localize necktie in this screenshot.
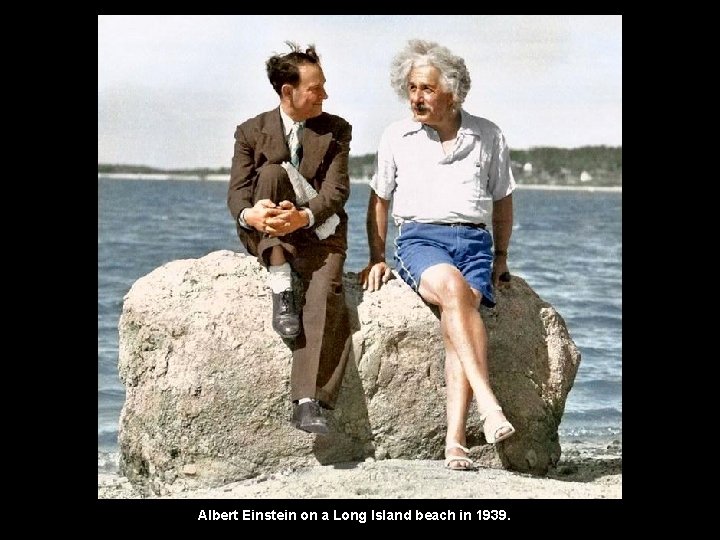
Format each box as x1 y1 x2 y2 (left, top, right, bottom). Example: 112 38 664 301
289 122 303 168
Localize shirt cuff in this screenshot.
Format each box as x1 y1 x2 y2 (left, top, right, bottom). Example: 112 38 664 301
238 208 252 230
302 207 315 228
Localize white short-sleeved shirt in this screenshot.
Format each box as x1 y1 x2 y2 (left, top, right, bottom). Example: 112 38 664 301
370 109 515 225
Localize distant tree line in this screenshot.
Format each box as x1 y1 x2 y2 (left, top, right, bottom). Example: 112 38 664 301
509 145 621 186
348 154 376 180
344 146 622 186
97 164 225 177
99 145 621 187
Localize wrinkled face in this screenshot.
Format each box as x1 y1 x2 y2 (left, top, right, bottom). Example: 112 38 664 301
287 63 328 121
407 65 455 127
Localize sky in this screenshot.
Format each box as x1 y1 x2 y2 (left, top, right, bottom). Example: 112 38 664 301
98 15 622 170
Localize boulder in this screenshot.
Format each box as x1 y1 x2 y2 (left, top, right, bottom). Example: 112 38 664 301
118 250 580 495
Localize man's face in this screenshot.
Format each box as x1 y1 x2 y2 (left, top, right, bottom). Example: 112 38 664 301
288 63 328 120
407 65 455 127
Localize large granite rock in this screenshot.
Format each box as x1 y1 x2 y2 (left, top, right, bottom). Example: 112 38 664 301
118 250 580 495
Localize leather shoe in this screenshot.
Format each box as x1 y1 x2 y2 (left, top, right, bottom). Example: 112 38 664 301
272 288 301 339
291 401 329 434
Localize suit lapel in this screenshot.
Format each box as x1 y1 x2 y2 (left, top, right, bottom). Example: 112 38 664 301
299 119 332 180
259 108 291 164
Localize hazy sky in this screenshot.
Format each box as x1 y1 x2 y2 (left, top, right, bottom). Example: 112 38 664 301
98 15 622 169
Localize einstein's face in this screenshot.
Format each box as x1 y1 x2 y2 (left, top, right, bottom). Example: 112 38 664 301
407 65 455 127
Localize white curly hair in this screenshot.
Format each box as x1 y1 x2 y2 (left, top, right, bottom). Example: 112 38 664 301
390 39 472 109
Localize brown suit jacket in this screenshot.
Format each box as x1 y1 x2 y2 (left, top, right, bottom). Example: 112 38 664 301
228 108 352 254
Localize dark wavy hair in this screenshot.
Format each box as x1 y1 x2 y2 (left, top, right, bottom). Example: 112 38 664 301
266 41 321 96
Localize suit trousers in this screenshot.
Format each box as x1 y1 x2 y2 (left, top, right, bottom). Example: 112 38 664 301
239 164 351 408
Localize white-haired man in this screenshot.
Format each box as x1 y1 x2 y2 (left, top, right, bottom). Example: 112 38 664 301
360 39 516 470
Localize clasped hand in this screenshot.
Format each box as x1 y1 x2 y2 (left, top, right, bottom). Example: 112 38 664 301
246 199 307 237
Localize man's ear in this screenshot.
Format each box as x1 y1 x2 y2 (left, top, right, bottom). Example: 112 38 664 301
281 83 294 100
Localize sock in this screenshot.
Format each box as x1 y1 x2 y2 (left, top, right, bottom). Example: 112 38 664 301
267 263 292 293
298 397 313 404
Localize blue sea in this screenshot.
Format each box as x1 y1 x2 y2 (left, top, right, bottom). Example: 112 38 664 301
98 177 621 469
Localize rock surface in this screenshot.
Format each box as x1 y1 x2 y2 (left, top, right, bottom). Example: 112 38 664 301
99 440 621 499
118 250 580 495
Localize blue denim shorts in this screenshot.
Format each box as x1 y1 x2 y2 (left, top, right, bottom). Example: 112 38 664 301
394 222 496 308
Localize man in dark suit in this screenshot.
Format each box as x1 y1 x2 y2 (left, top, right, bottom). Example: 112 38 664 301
227 42 352 434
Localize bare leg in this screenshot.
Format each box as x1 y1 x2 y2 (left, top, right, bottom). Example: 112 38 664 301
443 325 473 468
269 245 286 266
418 264 513 441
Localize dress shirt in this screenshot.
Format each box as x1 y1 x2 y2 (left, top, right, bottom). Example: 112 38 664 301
370 109 515 225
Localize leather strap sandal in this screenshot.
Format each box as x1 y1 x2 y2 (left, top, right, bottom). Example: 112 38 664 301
480 406 516 444
444 442 475 471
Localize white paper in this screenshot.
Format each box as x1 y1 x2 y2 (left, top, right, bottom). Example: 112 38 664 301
281 162 340 240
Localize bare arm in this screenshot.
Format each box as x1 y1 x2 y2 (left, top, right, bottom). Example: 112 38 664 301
360 191 393 291
492 193 513 286
368 191 389 263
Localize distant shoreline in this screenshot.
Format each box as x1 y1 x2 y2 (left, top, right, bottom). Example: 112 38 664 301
514 184 621 192
98 172 228 182
98 173 621 192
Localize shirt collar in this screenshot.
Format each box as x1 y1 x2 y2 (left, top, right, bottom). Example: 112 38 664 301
400 109 480 137
279 107 305 137
399 117 424 136
456 109 483 137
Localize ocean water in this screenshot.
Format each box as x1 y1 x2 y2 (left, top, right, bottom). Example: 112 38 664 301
98 177 621 464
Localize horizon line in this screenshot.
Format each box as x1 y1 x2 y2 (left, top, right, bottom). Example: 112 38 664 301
98 144 622 172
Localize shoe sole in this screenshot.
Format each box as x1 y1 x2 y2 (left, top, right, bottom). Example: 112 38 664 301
274 328 301 339
291 421 329 435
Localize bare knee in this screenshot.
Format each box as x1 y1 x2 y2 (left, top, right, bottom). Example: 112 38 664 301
445 278 474 307
422 271 474 310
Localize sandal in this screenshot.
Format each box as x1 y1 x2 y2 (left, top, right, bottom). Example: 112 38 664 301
480 406 516 444
444 442 475 471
